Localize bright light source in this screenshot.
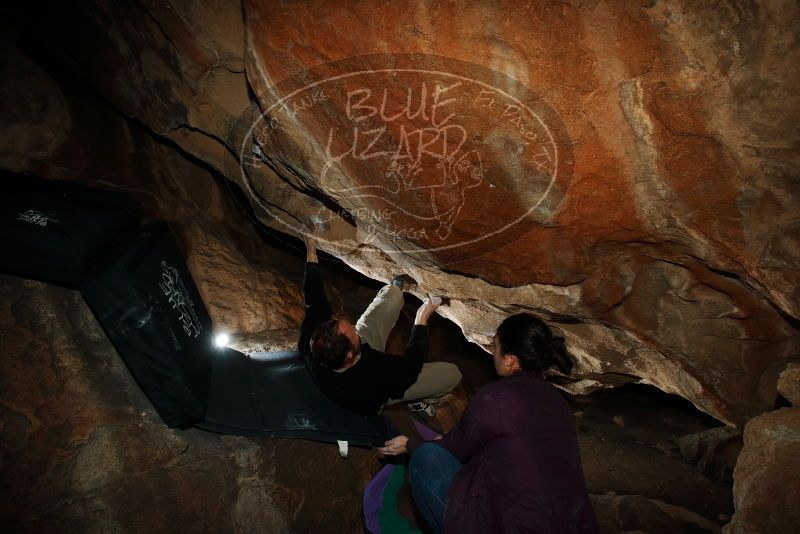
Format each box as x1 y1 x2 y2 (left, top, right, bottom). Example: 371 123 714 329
214 333 230 347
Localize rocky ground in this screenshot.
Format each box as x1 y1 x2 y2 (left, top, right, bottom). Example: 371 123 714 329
1 271 742 533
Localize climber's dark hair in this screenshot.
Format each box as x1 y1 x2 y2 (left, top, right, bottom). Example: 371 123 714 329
495 313 573 375
310 319 353 369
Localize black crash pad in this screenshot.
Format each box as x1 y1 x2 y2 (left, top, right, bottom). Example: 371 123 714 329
198 349 392 448
81 221 214 428
80 220 391 445
0 170 141 285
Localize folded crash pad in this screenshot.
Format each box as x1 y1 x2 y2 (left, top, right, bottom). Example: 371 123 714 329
80 220 391 445
81 221 214 428
0 170 141 285
198 349 392 448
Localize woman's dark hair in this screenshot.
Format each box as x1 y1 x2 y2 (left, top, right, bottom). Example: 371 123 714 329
311 319 353 369
495 313 573 375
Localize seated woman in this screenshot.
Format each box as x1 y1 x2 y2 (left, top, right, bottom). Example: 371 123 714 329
378 313 599 533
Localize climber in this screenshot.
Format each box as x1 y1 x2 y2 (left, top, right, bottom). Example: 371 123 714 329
378 313 599 534
298 235 462 416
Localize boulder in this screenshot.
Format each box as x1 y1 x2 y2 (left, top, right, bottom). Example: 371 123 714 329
240 0 800 425
724 408 800 533
777 364 800 406
591 494 721 534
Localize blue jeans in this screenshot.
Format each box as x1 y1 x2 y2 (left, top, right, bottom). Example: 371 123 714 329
408 443 462 534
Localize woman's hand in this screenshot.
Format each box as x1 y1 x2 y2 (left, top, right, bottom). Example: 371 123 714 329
377 435 410 456
414 296 442 326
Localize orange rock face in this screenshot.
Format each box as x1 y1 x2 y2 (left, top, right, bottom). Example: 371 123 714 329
240 0 799 424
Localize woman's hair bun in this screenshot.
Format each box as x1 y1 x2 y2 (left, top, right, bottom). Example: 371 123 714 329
496 313 574 375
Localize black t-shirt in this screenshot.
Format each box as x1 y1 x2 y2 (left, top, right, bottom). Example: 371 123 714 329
298 262 427 415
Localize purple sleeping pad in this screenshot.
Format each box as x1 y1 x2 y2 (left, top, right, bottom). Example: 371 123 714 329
412 417 441 441
363 418 440 533
363 463 396 533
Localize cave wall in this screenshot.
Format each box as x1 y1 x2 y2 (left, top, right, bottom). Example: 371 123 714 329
0 14 384 531
0 276 378 532
0 25 305 340
1 0 799 531
5 0 795 426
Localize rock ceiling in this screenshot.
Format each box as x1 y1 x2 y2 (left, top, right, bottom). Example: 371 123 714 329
4 0 799 425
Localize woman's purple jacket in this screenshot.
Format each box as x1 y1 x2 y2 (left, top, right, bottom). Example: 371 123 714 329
408 370 599 534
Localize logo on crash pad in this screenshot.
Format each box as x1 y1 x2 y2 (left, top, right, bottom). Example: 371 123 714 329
18 209 56 227
227 54 573 266
158 261 203 339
